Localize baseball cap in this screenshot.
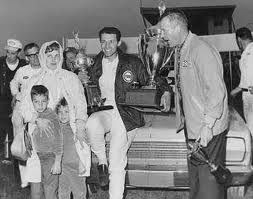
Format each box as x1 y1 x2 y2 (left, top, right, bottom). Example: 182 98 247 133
5 39 23 52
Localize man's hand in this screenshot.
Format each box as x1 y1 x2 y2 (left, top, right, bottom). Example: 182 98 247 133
199 125 213 147
160 91 171 112
51 159 61 175
35 118 54 137
78 70 90 84
75 119 87 148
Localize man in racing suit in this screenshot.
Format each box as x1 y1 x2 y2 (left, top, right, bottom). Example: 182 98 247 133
85 26 171 199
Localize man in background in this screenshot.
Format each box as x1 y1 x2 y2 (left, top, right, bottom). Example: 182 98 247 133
230 27 253 136
0 39 26 157
10 43 42 192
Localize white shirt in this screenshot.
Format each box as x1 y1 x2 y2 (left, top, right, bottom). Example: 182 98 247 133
239 42 253 90
99 55 119 106
10 64 42 100
7 59 19 71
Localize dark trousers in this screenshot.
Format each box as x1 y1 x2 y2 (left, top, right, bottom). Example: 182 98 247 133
38 152 59 199
188 130 228 199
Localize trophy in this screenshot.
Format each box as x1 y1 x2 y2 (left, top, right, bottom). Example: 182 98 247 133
72 29 113 114
124 2 174 108
188 141 232 185
124 27 174 108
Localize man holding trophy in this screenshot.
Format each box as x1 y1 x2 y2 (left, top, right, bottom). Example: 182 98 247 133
159 10 229 199
85 27 171 199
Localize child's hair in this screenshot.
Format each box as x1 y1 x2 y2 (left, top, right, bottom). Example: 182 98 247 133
31 85 49 100
55 97 68 113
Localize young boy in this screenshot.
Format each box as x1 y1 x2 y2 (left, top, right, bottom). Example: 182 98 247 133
31 85 63 199
56 98 87 199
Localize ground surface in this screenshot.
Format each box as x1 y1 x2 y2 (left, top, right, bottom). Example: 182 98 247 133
0 159 253 199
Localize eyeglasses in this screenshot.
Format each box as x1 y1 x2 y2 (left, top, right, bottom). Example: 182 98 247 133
26 52 39 58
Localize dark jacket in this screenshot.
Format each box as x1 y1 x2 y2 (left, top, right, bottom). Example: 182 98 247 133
0 56 26 98
0 56 26 116
89 49 148 131
89 49 171 131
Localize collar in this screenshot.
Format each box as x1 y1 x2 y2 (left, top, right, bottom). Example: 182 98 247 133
102 53 119 64
179 31 194 53
243 42 253 55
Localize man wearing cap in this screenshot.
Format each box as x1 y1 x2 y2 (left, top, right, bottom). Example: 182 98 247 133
0 39 26 158
0 39 26 98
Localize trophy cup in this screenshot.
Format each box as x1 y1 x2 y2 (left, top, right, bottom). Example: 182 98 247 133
124 28 174 108
124 2 174 108
188 141 232 185
72 29 113 114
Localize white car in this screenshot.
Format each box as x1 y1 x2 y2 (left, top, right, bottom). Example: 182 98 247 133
89 107 253 191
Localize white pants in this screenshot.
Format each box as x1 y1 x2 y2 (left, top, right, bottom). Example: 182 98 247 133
243 93 253 137
86 109 137 199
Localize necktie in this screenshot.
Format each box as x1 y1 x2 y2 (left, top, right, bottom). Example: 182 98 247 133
175 44 185 133
175 45 184 115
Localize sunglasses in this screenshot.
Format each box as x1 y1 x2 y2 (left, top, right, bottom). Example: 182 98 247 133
26 52 39 58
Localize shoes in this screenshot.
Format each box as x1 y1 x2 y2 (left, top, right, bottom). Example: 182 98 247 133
97 164 109 187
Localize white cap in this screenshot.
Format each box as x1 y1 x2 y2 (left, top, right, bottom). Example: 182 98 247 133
5 39 23 51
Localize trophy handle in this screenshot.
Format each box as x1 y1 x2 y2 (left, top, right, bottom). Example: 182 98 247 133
138 34 151 75
138 34 145 65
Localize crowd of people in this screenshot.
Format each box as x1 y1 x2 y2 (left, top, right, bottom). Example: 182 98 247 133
0 25 171 199
0 9 252 199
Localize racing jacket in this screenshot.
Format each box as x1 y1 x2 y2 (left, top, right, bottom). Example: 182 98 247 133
90 49 170 132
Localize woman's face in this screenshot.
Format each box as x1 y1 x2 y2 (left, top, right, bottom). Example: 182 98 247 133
46 50 60 70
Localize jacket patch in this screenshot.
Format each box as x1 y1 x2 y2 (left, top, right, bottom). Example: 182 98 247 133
182 60 190 67
122 70 133 83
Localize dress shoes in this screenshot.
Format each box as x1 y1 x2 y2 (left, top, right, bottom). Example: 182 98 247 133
97 164 109 187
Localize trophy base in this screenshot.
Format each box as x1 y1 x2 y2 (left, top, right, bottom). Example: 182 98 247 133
87 105 113 115
124 87 162 108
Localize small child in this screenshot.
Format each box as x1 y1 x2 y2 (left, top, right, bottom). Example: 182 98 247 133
56 98 87 199
30 85 63 199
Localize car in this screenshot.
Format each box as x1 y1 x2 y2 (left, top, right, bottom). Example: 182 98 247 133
88 106 253 196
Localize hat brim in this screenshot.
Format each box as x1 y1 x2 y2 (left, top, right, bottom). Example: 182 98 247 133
5 46 20 52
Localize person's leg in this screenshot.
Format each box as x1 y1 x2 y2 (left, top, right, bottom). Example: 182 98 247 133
243 95 253 136
30 182 44 199
59 166 71 199
197 131 227 199
198 164 225 199
19 163 28 188
68 164 87 199
108 114 128 199
71 177 86 199
187 158 200 199
38 153 59 199
86 110 113 165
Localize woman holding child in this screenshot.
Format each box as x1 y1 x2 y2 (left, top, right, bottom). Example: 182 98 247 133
18 41 90 199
